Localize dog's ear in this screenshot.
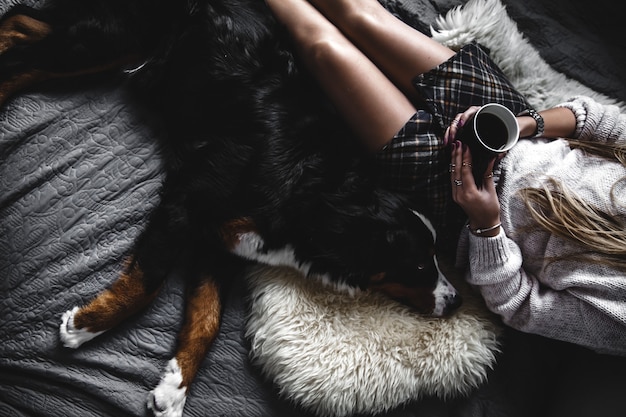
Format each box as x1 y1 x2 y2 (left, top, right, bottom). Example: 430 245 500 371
219 217 257 250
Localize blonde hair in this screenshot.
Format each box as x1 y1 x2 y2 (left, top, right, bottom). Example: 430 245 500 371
518 139 626 272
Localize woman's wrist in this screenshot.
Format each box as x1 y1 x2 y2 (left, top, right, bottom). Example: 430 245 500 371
518 107 578 140
517 116 537 138
467 220 501 237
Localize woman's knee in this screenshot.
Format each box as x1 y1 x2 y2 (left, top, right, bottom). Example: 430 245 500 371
331 0 388 39
302 34 356 73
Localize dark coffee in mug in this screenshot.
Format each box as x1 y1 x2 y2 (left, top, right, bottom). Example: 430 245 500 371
474 113 509 150
457 103 519 187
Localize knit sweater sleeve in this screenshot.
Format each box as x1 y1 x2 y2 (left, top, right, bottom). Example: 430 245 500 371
556 96 626 143
464 229 626 356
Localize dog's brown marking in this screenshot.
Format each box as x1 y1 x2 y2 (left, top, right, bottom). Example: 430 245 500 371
369 272 386 283
0 15 51 107
368 281 436 315
219 217 257 250
0 14 51 54
174 277 221 389
0 13 143 107
0 58 142 108
73 259 162 333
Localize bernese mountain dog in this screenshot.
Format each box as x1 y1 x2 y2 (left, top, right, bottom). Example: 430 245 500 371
0 0 461 415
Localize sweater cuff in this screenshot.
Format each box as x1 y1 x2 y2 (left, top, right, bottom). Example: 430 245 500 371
467 228 519 286
469 229 511 263
556 96 624 143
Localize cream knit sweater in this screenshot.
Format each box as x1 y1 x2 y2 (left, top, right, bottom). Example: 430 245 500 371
456 96 626 356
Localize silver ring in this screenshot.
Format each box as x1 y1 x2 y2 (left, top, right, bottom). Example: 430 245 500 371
454 179 463 186
484 172 494 179
449 163 456 173
462 161 472 167
451 118 460 126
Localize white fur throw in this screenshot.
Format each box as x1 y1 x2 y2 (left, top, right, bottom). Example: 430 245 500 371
245 0 623 416
246 265 500 417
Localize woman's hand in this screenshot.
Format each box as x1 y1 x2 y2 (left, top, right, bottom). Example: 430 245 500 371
450 140 502 237
444 106 480 146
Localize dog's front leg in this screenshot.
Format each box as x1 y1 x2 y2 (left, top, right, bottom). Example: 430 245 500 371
0 8 51 55
59 258 163 348
148 276 222 417
0 8 52 107
0 5 144 108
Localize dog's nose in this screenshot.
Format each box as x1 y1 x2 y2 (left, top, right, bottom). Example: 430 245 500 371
444 292 463 315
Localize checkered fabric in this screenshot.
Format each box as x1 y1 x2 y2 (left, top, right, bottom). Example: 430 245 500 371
376 43 530 234
415 42 531 130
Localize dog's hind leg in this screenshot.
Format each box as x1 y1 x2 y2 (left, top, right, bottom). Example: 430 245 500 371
59 180 191 349
59 258 163 348
148 276 222 417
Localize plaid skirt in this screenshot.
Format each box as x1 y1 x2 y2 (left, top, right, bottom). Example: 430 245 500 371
376 43 530 236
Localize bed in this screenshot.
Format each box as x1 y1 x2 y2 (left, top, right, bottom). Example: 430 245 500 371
1 0 625 416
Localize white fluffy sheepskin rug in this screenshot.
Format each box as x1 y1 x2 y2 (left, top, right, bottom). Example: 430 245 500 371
246 265 500 417
245 0 623 416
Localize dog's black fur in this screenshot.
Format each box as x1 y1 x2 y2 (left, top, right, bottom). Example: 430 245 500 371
1 0 448 296
0 1 462 413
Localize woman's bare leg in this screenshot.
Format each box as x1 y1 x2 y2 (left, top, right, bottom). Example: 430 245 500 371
266 0 416 152
308 0 455 102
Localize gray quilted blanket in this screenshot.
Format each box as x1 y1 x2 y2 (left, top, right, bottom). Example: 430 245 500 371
1 0 625 416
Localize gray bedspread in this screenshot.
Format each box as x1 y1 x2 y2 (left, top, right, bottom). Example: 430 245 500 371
1 0 625 416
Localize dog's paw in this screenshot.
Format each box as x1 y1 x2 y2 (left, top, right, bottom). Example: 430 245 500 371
59 307 104 348
147 358 187 417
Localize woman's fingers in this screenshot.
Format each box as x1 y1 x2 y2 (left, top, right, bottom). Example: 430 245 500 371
450 141 477 193
450 141 481 204
445 115 463 146
459 143 475 190
450 142 463 198
450 141 502 228
482 156 497 191
445 106 481 145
